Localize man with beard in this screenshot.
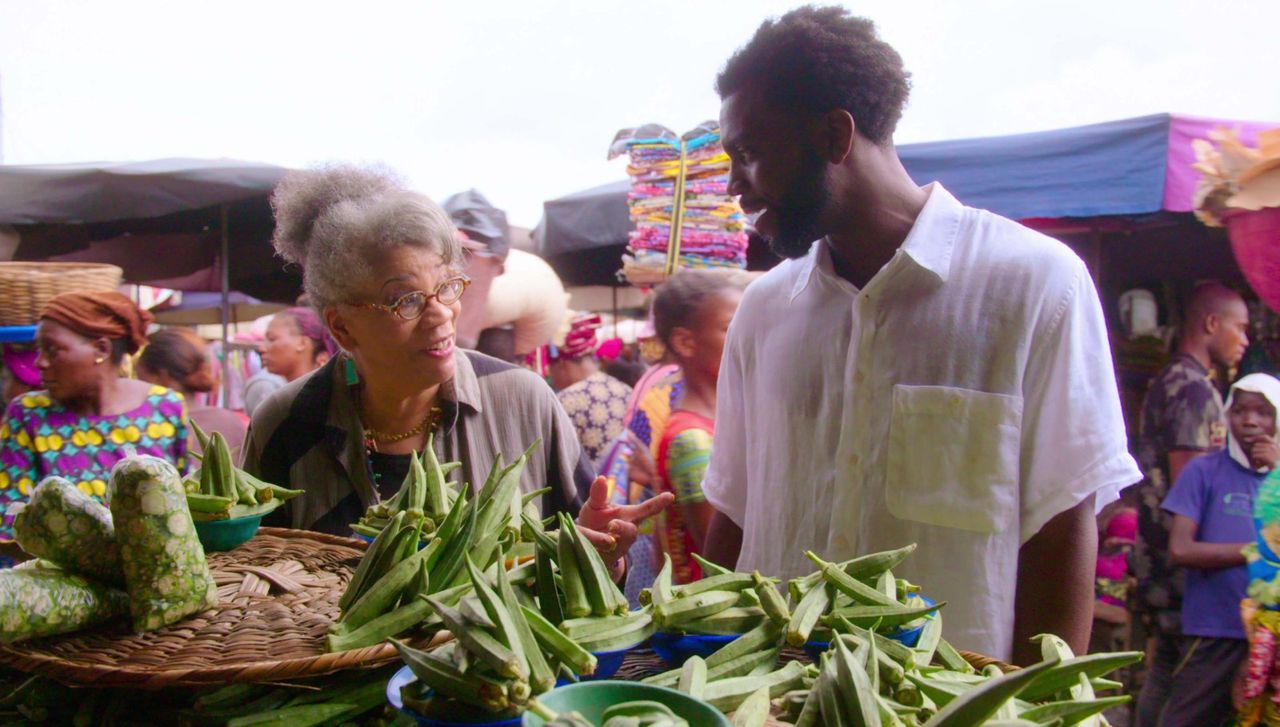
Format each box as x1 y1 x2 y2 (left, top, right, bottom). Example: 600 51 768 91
701 6 1141 664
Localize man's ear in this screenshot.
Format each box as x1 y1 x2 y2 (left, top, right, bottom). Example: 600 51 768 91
818 109 857 165
670 327 696 360
1203 312 1221 337
324 306 356 353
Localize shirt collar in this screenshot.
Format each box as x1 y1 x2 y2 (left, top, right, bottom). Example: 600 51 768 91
898 182 959 284
787 182 960 301
788 241 826 301
446 350 484 415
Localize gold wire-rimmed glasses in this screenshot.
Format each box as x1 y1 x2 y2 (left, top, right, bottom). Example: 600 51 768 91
349 275 471 321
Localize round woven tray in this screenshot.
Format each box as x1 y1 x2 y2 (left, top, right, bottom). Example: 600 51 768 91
0 527 440 689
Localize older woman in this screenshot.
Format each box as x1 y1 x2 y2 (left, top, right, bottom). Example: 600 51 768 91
0 292 188 541
243 166 668 571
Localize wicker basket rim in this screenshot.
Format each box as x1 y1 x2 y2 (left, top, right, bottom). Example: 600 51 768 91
0 527 438 689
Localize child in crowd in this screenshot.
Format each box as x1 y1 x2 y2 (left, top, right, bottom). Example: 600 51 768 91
1158 373 1280 727
650 270 748 584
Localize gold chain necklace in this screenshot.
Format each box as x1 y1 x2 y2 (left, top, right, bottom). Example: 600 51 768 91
362 407 442 453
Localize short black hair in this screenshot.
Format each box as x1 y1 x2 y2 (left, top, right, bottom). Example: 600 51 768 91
716 6 911 144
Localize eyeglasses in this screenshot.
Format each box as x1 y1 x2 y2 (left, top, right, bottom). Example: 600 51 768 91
350 275 471 321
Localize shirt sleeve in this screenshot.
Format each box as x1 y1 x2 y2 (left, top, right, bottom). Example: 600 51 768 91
702 320 749 527
545 389 590 518
1018 262 1143 544
1166 379 1222 452
665 427 714 505
0 401 40 541
1160 458 1209 524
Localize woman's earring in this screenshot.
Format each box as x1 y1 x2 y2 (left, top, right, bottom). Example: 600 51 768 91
94 357 106 364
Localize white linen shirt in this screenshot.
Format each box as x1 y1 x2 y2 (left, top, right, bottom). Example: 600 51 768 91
702 183 1141 660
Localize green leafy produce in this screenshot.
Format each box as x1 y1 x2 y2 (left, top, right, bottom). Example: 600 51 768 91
107 454 218 632
0 561 128 643
12 475 124 585
186 420 302 522
351 435 463 541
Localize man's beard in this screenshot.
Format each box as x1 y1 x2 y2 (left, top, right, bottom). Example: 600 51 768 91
766 150 831 260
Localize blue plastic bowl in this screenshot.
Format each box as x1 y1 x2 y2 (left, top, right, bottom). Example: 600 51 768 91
805 595 937 660
522 681 731 727
353 529 429 549
194 514 263 552
0 325 37 344
649 631 738 667
387 666 522 727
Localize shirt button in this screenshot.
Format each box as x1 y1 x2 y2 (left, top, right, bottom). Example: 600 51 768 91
853 371 865 385
850 454 861 467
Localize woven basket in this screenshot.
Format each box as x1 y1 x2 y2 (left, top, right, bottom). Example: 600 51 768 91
0 262 124 327
0 527 442 689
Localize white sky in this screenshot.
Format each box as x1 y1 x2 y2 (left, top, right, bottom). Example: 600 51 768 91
1 0 1278 227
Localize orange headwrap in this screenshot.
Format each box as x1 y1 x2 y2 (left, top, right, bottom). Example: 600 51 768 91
41 291 154 354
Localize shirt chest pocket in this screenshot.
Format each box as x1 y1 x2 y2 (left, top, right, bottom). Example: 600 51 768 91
886 385 1023 534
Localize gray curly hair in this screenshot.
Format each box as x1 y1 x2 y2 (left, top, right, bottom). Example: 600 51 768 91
270 164 462 310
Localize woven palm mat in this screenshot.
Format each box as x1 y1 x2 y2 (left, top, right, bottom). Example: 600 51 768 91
0 527 437 689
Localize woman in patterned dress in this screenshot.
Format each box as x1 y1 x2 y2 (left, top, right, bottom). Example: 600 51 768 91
550 313 633 469
0 292 188 548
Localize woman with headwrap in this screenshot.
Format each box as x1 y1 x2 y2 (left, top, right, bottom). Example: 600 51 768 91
0 292 188 542
549 313 633 469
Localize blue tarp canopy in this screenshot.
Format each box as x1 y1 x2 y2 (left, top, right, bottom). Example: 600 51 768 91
898 114 1170 220
535 113 1279 285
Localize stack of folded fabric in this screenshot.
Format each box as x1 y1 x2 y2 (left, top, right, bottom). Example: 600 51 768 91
608 122 750 285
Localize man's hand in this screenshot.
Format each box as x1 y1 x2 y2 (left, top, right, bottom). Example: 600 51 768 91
1013 493 1097 665
577 475 673 574
1250 437 1280 470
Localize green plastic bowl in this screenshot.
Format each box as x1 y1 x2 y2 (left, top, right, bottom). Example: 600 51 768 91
194 514 264 552
521 681 729 726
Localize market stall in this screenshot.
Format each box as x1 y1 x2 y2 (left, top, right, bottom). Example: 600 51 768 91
0 423 1141 725
0 158 299 402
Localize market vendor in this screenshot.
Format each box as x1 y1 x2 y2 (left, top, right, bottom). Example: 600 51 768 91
243 165 671 573
0 291 189 542
701 7 1141 664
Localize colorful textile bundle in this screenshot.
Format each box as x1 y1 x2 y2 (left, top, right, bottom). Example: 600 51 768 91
1241 466 1280 725
608 122 750 285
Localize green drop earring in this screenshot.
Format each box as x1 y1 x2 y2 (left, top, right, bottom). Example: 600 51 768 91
344 357 359 386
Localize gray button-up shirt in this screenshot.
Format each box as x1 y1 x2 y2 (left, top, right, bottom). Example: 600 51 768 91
242 350 591 535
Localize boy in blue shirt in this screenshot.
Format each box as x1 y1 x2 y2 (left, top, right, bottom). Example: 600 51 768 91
1159 373 1280 727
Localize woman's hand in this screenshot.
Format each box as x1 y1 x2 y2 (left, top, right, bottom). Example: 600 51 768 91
577 475 673 577
622 432 658 489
